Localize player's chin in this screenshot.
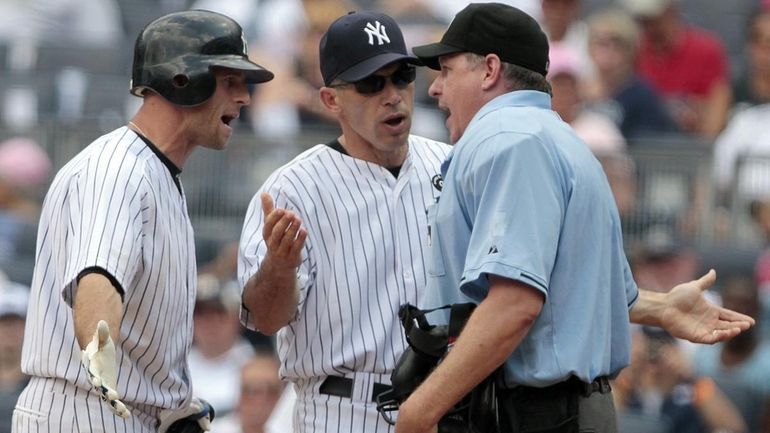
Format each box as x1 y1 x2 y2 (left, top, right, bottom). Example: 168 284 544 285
213 124 234 148
203 134 230 151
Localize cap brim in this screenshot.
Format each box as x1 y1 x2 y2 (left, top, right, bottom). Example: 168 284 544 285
336 53 422 83
412 42 465 70
210 56 275 83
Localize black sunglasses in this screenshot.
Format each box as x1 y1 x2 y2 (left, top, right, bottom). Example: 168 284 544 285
332 66 416 95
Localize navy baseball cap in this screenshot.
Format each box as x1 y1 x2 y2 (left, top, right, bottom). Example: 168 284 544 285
412 2 550 76
319 11 421 86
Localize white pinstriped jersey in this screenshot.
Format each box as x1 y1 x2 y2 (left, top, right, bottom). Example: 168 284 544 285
16 127 197 432
239 135 449 379
238 135 450 432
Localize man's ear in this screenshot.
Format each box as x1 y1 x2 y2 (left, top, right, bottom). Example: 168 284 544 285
481 54 504 91
319 87 342 114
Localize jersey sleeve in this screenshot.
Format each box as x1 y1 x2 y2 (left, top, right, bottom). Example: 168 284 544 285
238 173 314 331
458 133 563 300
61 154 144 306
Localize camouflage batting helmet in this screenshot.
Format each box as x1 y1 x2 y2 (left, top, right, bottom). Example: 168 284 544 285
130 10 273 106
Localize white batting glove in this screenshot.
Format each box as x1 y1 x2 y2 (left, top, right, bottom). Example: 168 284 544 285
81 320 131 419
158 397 215 433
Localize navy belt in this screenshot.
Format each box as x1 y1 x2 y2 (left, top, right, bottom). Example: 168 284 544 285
319 376 392 402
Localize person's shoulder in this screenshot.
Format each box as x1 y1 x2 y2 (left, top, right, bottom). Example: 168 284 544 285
476 106 555 147
408 134 451 155
408 134 449 147
56 127 141 176
280 143 335 170
262 144 337 184
684 25 728 54
724 103 770 130
92 127 156 163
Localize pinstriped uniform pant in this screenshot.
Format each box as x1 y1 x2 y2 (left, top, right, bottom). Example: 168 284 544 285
292 373 395 433
12 377 161 433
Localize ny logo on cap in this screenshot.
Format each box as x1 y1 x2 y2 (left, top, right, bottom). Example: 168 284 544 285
364 21 390 46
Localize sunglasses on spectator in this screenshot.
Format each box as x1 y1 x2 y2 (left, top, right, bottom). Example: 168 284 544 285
331 66 416 95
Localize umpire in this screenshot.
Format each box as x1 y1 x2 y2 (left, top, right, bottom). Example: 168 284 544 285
393 3 755 433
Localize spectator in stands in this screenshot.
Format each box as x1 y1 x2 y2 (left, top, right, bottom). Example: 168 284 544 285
189 273 256 418
603 152 640 232
249 0 350 138
198 240 240 283
412 0 541 25
214 352 287 433
624 0 731 138
547 44 646 234
583 7 679 141
0 137 51 264
615 326 747 433
0 272 30 433
190 0 262 42
198 240 274 349
548 44 626 156
540 0 593 78
733 8 770 113
629 222 699 294
712 103 770 207
692 275 770 433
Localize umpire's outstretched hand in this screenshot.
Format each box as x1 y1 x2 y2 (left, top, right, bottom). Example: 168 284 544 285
660 269 756 343
81 320 131 418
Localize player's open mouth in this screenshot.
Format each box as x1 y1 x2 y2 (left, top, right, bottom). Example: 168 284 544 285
221 115 237 126
384 114 406 127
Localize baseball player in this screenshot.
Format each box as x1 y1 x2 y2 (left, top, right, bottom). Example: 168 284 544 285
13 10 272 433
237 11 450 433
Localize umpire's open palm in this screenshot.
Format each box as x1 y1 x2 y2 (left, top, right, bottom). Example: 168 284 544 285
261 192 307 269
661 270 755 344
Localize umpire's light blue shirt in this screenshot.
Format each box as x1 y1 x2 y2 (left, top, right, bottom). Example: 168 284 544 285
424 90 638 388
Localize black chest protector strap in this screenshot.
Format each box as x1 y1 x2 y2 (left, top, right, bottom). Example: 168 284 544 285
399 303 477 358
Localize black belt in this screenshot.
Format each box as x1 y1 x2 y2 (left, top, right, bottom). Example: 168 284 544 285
570 375 611 397
319 376 392 402
501 375 612 399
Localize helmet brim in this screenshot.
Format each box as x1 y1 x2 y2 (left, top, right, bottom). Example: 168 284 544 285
209 56 274 83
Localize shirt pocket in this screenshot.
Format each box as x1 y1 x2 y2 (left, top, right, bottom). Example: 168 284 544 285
426 202 446 277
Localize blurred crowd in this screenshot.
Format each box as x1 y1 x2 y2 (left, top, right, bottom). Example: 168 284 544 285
3 0 770 432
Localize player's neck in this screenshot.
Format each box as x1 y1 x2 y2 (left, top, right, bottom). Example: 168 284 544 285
338 134 408 169
130 107 193 169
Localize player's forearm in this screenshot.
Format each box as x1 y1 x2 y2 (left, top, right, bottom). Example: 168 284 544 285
398 277 542 428
73 273 124 349
243 255 300 335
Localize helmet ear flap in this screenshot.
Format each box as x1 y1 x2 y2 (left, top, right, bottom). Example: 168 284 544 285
171 74 190 89
164 67 217 106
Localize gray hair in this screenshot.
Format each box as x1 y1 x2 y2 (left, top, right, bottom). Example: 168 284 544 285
465 53 552 95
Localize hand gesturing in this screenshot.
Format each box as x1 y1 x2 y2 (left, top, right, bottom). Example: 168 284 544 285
261 192 307 269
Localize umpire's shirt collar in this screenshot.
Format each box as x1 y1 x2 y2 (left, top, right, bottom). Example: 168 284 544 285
441 90 551 177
